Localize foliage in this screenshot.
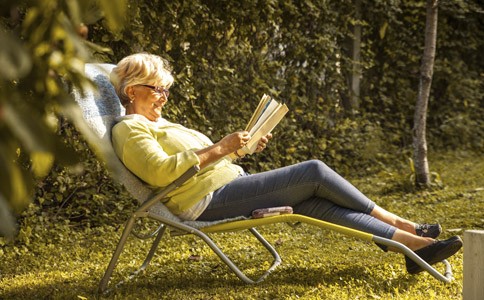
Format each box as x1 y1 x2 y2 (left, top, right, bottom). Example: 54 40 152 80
0 150 482 299
34 121 138 229
85 0 484 174
88 0 390 174
0 0 127 237
360 0 484 151
1 0 484 297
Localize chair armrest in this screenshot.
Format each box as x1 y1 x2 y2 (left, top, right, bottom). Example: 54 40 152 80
137 165 201 211
173 165 201 187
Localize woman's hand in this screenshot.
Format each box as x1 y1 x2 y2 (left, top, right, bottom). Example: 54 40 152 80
255 133 272 153
219 131 251 154
195 131 250 169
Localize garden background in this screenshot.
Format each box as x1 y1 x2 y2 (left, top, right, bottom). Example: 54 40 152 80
1 0 483 299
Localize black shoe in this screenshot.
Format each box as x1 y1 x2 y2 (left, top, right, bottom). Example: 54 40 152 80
415 223 442 238
405 235 463 274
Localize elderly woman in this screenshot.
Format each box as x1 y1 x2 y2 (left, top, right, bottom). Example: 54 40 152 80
110 53 462 274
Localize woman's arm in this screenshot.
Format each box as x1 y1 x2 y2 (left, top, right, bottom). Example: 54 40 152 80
195 132 272 169
195 131 250 169
113 122 201 187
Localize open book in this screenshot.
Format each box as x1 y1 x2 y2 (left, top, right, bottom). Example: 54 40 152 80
229 94 289 159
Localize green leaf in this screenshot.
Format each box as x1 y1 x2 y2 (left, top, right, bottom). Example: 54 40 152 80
0 29 32 80
3 100 52 153
0 194 17 237
98 0 127 33
379 22 388 39
3 158 32 214
30 152 55 178
3 97 79 167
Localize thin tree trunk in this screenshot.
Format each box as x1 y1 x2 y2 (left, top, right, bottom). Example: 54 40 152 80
349 0 361 109
413 0 439 186
343 0 362 111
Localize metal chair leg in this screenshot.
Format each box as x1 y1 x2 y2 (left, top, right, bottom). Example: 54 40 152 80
110 225 168 293
145 213 283 284
248 228 282 282
138 225 167 271
98 221 168 293
98 217 136 293
190 228 281 284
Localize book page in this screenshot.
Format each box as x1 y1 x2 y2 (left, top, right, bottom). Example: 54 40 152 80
245 94 271 132
229 94 288 160
248 99 280 136
240 102 288 155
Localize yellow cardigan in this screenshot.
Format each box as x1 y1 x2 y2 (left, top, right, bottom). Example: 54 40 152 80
112 115 244 215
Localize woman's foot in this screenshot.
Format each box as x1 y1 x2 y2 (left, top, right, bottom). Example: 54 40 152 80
405 235 463 274
369 206 442 238
415 223 442 238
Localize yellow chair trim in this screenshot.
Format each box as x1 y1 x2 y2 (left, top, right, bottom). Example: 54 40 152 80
200 214 374 242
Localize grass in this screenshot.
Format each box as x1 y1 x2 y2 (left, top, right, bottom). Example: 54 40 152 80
1 150 483 299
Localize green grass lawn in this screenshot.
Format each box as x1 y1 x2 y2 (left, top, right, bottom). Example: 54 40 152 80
1 150 482 299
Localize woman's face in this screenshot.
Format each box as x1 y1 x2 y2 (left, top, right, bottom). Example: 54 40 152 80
127 84 169 121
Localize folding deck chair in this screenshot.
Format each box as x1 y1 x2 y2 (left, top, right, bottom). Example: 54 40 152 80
72 63 454 293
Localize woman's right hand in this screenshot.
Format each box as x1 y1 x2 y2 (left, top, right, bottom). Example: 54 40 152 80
218 131 251 154
195 131 250 169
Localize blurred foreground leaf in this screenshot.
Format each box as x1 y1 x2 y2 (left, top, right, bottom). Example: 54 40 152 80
0 195 16 237
0 0 127 237
0 29 32 80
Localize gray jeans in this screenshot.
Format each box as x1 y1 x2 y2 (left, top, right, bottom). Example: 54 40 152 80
197 160 396 240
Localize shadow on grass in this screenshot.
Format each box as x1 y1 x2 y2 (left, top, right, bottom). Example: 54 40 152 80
0 256 451 300
102 261 423 297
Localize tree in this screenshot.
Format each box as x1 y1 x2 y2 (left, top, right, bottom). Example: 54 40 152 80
0 0 126 237
413 0 439 186
343 0 362 111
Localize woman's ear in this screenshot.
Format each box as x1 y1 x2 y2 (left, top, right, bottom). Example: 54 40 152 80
126 86 135 103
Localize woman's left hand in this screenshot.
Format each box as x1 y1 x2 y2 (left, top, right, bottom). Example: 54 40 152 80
255 133 272 153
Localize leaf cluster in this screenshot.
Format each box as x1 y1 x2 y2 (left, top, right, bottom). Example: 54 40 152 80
360 0 484 150
0 0 127 237
87 0 484 173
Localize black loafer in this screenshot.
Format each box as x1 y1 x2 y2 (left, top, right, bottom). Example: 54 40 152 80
415 223 442 238
405 235 463 274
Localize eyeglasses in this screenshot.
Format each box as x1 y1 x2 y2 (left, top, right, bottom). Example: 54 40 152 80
139 84 170 98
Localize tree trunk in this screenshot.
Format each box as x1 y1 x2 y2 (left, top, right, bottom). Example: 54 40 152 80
343 0 362 111
349 0 361 109
413 0 439 186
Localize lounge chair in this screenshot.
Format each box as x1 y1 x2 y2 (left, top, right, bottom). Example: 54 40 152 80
71 63 453 293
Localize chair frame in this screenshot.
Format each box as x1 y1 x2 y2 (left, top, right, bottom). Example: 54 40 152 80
98 166 453 293
98 166 282 293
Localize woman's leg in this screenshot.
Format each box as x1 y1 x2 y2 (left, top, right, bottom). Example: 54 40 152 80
391 230 433 251
288 160 419 234
198 160 400 241
198 160 376 220
292 196 433 251
370 205 417 235
197 160 462 271
197 159 464 262
199 160 419 232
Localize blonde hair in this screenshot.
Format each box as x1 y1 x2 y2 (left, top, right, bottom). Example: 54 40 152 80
110 53 174 107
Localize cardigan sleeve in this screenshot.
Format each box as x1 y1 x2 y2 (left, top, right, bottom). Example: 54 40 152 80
112 121 201 187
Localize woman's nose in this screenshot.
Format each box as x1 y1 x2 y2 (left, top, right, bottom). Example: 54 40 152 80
156 94 166 102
